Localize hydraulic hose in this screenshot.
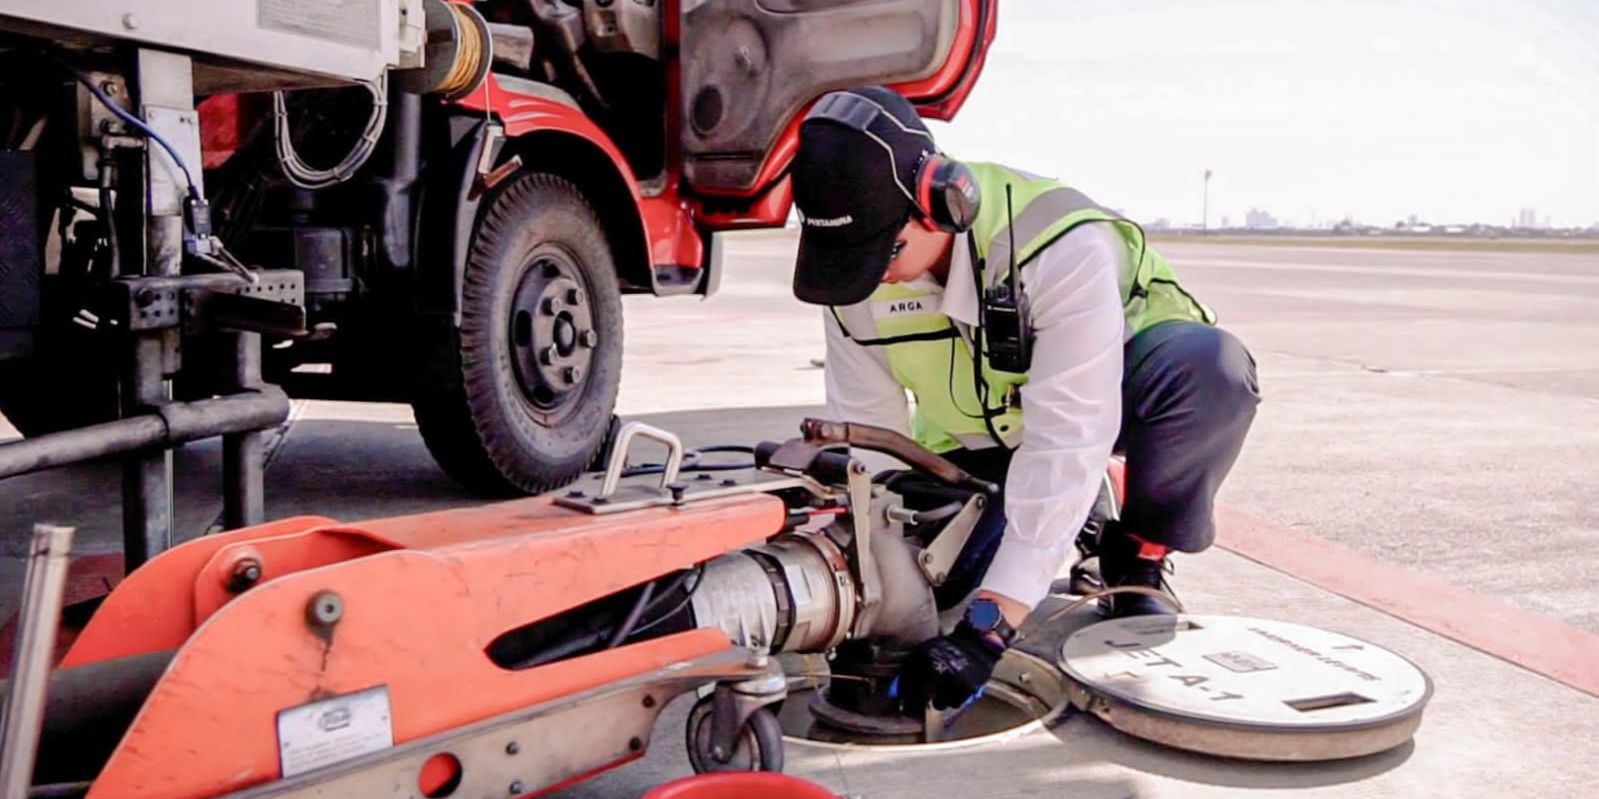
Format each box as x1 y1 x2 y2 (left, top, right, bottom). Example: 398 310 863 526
799 419 999 496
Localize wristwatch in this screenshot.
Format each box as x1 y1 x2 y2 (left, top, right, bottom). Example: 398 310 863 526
961 598 1018 652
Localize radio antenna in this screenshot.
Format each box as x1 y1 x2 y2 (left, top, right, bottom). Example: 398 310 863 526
1005 184 1019 296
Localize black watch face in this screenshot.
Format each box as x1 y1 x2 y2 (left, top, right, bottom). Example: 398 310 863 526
968 599 1003 631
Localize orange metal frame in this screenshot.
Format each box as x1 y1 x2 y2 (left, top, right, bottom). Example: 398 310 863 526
67 494 784 799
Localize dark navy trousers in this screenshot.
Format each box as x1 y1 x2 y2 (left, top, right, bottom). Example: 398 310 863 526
937 321 1261 607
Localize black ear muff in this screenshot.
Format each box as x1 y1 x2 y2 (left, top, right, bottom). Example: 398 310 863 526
918 155 981 233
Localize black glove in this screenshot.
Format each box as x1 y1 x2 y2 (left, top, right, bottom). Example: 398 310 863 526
895 625 1005 712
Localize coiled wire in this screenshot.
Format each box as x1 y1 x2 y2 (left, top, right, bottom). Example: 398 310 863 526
273 72 388 190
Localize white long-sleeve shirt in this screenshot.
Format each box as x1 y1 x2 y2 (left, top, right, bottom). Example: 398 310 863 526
823 223 1127 610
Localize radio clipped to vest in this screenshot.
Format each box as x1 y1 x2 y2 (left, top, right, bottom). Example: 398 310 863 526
979 185 1034 373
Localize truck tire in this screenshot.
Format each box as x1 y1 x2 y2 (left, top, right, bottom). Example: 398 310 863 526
412 172 623 496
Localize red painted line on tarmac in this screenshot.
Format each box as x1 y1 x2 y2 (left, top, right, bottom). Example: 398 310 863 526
1215 506 1599 698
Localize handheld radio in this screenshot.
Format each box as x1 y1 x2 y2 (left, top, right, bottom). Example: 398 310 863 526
980 185 1033 373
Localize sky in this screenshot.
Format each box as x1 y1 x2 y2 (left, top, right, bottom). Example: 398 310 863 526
925 0 1599 229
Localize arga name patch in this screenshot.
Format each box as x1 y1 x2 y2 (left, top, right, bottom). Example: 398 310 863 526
872 297 935 319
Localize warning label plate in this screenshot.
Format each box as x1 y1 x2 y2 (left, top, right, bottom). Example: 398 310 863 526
276 685 393 778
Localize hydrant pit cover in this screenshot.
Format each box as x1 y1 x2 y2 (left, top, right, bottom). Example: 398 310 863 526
1059 614 1431 761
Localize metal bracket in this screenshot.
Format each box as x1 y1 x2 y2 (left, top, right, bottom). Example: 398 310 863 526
845 459 882 638
555 423 822 515
217 647 766 798
106 270 304 333
913 494 987 587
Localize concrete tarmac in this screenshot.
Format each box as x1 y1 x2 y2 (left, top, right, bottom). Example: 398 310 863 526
1 233 1597 796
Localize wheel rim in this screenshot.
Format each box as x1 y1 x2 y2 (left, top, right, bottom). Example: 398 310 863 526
507 248 598 425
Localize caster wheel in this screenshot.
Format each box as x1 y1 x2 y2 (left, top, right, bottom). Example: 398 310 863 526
685 696 784 774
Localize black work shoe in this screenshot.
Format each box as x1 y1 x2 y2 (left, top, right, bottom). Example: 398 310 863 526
1097 537 1178 619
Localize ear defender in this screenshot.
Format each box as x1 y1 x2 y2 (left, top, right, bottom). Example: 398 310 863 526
804 90 982 233
916 153 982 233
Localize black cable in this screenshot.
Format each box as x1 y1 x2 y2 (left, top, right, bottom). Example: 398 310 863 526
606 579 656 649
618 446 758 478
630 565 705 638
967 233 1016 452
946 333 991 421
515 628 608 669
905 500 964 525
538 566 702 666
54 56 201 202
692 445 757 456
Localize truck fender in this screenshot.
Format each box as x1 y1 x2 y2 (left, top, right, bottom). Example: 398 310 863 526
433 80 668 318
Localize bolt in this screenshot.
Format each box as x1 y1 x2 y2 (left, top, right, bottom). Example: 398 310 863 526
121 13 138 30
101 81 122 98
542 296 562 315
135 288 155 307
919 551 934 565
748 648 769 669
539 346 558 366
592 496 609 505
226 558 263 593
629 737 644 752
642 695 657 709
306 590 344 628
667 482 688 504
563 365 584 384
735 46 756 74
506 741 521 755
720 478 737 487
579 330 599 348
696 473 714 481
710 744 728 761
509 780 525 795
567 287 585 305
566 490 586 499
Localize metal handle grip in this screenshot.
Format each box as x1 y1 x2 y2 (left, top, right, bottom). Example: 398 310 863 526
597 422 685 499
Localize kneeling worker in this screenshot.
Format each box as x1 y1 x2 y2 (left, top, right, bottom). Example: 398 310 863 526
788 87 1261 714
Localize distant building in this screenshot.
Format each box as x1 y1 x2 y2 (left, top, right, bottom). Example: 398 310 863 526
1245 208 1279 230
1220 216 1231 229
1148 218 1171 231
1518 208 1538 229
1407 214 1419 229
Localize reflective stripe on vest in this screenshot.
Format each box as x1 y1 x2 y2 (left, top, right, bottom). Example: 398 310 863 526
829 163 1214 453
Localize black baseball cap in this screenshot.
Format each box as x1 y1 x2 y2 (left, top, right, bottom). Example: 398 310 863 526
791 86 936 306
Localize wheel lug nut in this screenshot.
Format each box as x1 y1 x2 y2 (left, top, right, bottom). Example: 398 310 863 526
564 366 584 384
542 297 562 315
567 288 584 305
539 346 558 365
579 330 599 348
